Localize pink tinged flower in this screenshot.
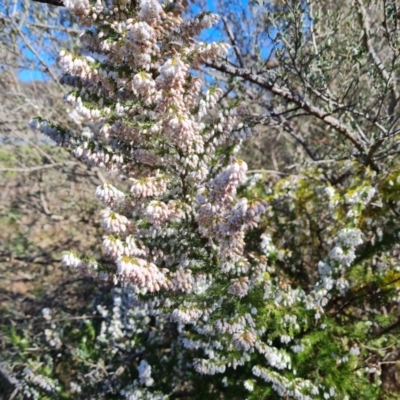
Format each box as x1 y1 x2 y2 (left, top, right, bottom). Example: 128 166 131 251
96 184 125 207
166 117 204 153
196 42 230 62
130 175 168 198
171 307 202 324
233 329 256 351
156 57 188 86
228 277 249 298
128 21 155 43
170 268 194 292
138 0 162 23
145 201 173 225
102 235 146 258
116 256 169 292
100 209 132 234
132 72 157 100
102 236 125 257
179 13 220 42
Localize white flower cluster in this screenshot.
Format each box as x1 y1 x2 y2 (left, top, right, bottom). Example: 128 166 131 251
61 251 84 268
318 227 364 295
193 358 227 375
232 329 257 351
96 184 126 208
137 360 154 387
171 306 203 324
196 160 268 269
23 367 59 396
28 0 376 398
228 277 249 298
144 200 184 225
101 209 132 234
138 0 162 23
117 257 169 292
179 12 220 40
29 119 73 146
252 366 320 399
345 186 376 206
103 234 146 258
130 175 168 198
44 328 62 349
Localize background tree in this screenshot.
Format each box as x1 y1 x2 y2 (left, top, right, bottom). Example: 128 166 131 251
207 0 400 393
0 2 115 398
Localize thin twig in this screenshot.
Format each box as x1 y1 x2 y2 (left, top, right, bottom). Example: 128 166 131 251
0 161 78 172
247 169 288 176
1 14 80 33
355 0 399 117
11 17 61 83
221 16 245 68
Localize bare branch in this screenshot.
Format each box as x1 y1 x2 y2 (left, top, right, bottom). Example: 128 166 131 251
355 0 399 107
207 61 367 154
243 111 319 161
221 16 245 68
0 162 78 172
10 17 61 83
32 0 64 6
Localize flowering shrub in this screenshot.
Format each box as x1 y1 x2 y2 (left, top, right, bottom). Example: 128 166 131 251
20 0 400 398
